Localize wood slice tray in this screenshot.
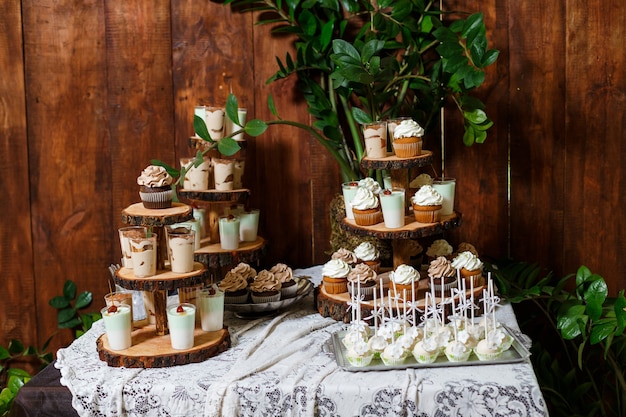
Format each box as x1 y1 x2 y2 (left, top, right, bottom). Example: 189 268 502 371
121 202 193 227
178 188 251 203
317 273 485 323
194 237 268 269
96 325 231 368
115 262 209 292
361 150 433 170
340 212 461 240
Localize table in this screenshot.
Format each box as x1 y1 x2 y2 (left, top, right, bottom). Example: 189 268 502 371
11 266 548 416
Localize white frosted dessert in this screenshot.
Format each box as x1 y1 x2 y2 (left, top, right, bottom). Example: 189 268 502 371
101 304 132 351
412 336 441 364
444 340 471 362
381 342 407 366
166 303 196 350
357 177 382 195
345 339 374 367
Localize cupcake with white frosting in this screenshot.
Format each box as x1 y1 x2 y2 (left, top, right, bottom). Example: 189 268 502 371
391 119 424 158
322 259 351 294
351 187 383 226
353 241 380 272
411 185 443 223
451 250 484 287
389 264 420 301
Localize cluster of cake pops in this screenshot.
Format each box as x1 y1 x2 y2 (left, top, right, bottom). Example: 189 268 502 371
341 271 514 367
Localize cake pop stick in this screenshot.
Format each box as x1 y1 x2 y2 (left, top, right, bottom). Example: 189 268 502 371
387 289 395 342
351 281 356 322
403 289 407 332
470 276 475 323
450 286 457 340
411 278 417 326
373 289 378 330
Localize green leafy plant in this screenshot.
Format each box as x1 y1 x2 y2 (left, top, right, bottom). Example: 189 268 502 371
490 260 626 417
0 338 53 417
221 0 498 181
49 280 101 338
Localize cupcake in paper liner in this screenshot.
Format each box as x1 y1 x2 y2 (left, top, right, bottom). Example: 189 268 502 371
322 259 351 294
428 256 457 292
269 263 297 299
347 263 377 300
218 271 249 304
351 187 382 226
250 270 282 303
353 241 380 272
137 165 174 209
331 248 358 266
411 185 443 223
474 338 503 361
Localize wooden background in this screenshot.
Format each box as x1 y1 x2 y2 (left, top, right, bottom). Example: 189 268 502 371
2 0 625 356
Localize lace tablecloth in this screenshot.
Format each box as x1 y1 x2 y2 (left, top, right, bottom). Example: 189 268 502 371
56 266 548 416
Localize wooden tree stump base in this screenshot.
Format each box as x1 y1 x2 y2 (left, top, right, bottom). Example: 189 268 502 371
97 325 231 368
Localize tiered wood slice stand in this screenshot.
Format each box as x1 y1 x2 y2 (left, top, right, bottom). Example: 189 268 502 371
178 188 268 281
317 150 478 322
97 202 231 368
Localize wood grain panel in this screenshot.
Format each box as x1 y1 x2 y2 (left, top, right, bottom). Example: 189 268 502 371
0 0 37 349
170 0 255 160
249 13 316 268
22 0 112 350
508 2 567 277
439 0 509 265
563 1 626 293
105 0 176 265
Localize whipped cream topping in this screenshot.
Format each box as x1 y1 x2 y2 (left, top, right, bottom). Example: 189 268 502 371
411 184 443 206
451 250 483 271
353 242 379 261
268 263 293 283
428 256 456 279
409 173 433 189
229 262 257 282
426 239 453 258
322 259 351 278
137 165 173 187
250 270 281 292
351 187 379 210
331 248 358 264
218 271 249 292
347 263 377 284
358 177 382 195
393 119 424 139
390 264 420 285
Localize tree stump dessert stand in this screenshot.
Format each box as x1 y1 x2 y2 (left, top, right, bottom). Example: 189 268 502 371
318 150 467 321
100 202 231 368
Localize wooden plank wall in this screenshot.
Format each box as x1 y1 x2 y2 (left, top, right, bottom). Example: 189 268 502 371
2 0 626 358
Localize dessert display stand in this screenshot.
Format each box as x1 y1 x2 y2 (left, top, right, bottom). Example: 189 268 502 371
97 202 231 368
177 188 268 282
317 150 479 322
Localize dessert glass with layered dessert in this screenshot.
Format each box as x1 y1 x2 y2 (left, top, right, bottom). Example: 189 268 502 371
166 303 196 350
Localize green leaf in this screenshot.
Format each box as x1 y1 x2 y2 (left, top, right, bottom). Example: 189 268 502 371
194 115 212 142
298 10 317 36
590 320 615 344
361 39 384 63
244 119 268 136
614 290 626 335
57 307 77 325
482 49 499 67
7 374 27 393
63 280 77 301
332 39 360 63
584 278 607 321
0 345 9 360
352 107 371 124
463 126 475 146
557 302 587 339
74 291 93 310
464 109 488 124
226 94 240 127
7 368 31 379
267 95 278 118
217 137 241 156
58 317 82 329
461 13 484 39
49 295 69 309
8 340 25 355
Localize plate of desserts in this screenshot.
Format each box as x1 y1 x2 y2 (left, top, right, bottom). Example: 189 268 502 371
220 263 312 313
326 268 531 371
